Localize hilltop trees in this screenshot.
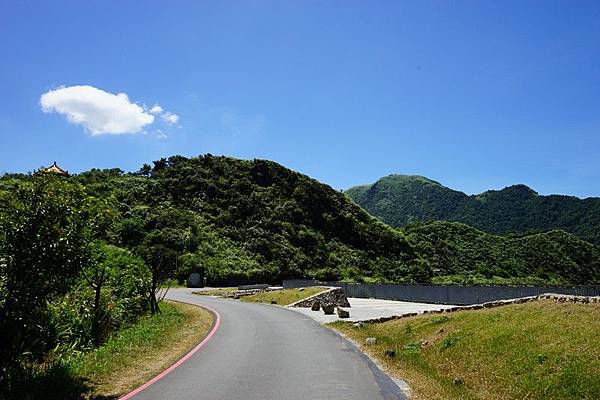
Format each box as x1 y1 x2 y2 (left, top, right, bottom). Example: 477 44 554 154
135 155 416 282
74 156 419 285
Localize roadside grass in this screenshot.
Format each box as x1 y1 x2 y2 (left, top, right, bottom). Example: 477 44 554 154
241 287 327 306
71 300 214 399
330 300 600 400
193 287 238 297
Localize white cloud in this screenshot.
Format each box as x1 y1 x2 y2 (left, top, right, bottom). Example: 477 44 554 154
150 104 179 124
156 130 168 139
162 111 180 125
149 104 163 114
40 85 154 135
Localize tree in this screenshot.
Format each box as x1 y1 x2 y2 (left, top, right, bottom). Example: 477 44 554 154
136 206 196 314
0 175 110 374
81 242 150 346
136 236 174 314
135 163 152 177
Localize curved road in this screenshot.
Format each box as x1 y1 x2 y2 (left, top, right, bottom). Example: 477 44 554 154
129 288 406 400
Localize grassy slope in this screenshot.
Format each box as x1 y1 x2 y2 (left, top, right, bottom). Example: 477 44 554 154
331 301 600 400
72 300 214 399
241 287 327 306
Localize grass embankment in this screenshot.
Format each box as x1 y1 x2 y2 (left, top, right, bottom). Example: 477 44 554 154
331 300 600 400
193 287 237 296
241 287 327 306
74 300 214 399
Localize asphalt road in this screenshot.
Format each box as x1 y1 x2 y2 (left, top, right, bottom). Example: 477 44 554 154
128 288 407 400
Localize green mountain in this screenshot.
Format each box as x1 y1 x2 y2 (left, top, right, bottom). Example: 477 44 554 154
406 221 600 285
3 155 599 284
346 174 600 245
72 155 417 284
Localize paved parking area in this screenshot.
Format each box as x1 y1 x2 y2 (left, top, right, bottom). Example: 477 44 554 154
288 297 455 323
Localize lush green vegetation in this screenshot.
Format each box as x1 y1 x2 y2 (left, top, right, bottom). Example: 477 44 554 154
331 300 600 400
3 156 599 294
4 301 213 399
1 154 599 396
70 155 600 285
0 174 203 397
240 287 327 305
71 155 418 284
405 221 600 285
346 174 600 244
71 301 213 399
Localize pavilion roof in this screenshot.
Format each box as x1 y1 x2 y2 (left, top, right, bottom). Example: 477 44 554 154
40 161 70 177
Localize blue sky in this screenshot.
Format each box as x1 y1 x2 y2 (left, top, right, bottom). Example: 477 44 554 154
1 1 599 197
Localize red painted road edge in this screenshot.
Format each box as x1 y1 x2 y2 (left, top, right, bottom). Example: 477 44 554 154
118 301 222 400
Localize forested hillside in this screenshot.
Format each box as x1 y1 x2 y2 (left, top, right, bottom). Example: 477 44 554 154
72 155 418 284
405 222 600 285
346 174 600 245
2 155 600 288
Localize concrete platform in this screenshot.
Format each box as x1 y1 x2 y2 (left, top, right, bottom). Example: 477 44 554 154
288 297 455 323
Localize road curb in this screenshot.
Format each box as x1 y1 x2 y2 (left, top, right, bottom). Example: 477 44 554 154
118 300 222 400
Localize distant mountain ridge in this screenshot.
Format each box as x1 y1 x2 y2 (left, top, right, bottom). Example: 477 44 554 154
346 174 600 245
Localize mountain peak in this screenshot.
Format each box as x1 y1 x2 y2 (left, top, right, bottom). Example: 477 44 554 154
346 174 600 244
477 184 538 200
500 184 538 195
379 174 443 186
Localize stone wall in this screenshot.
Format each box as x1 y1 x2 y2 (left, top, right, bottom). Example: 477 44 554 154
288 287 350 308
283 279 600 305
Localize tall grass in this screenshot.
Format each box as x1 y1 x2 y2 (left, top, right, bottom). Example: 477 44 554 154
70 302 185 379
332 300 600 400
3 302 209 400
